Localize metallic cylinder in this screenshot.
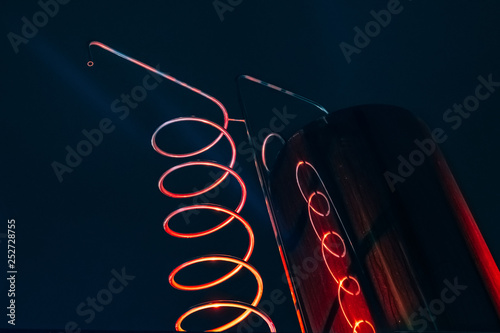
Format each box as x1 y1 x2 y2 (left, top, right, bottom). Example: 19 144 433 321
267 104 500 332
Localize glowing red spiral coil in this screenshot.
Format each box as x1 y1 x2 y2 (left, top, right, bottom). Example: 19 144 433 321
88 42 275 332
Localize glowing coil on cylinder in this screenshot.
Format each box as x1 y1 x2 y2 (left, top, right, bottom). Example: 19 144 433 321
296 161 375 333
88 41 275 332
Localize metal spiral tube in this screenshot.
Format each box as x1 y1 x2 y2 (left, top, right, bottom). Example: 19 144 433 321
296 161 375 333
88 41 276 332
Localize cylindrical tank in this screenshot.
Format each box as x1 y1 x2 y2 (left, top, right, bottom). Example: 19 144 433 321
266 104 500 332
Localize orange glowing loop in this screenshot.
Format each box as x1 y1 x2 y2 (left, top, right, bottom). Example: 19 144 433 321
322 231 346 259
321 232 347 283
339 275 361 297
278 245 297 305
172 256 268 332
307 191 331 217
338 276 362 328
261 133 285 173
154 118 236 199
353 320 376 333
159 160 243 211
296 161 331 216
166 205 254 290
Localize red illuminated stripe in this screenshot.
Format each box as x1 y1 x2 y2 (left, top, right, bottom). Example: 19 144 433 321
160 161 245 213
296 309 306 333
279 245 298 306
261 133 285 172
322 231 346 260
165 205 254 290
278 245 305 333
154 118 236 199
353 320 376 333
435 155 500 316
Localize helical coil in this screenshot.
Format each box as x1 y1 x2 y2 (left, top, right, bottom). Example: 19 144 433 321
88 41 276 332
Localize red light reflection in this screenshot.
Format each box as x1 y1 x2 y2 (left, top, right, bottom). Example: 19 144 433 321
296 160 376 333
